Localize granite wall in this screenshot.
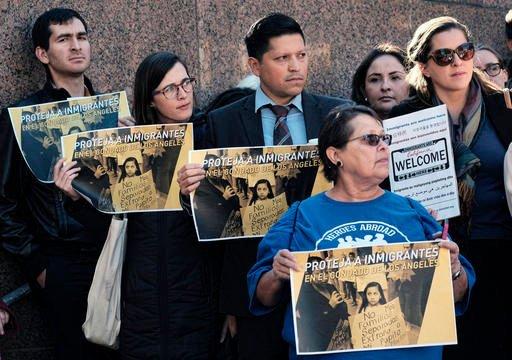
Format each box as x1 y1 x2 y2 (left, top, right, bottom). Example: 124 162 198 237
0 0 510 358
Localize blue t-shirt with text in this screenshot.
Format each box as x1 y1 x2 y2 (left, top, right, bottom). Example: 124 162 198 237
247 191 475 360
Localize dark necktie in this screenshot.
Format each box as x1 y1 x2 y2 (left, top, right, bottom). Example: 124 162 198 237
269 105 292 145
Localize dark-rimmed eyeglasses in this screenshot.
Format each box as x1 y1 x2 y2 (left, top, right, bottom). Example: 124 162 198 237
347 134 392 146
153 77 196 100
479 62 504 77
428 42 475 67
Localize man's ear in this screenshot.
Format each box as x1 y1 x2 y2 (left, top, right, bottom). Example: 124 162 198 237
35 46 50 65
248 57 261 77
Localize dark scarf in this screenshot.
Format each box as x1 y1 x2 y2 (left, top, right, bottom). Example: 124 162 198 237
434 78 483 222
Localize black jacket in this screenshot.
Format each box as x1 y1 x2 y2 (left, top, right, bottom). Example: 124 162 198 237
120 210 221 359
0 79 111 279
207 92 350 316
389 91 512 241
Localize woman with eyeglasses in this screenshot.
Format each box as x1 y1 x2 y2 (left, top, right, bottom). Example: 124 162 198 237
389 17 512 358
474 44 510 88
247 104 473 359
119 52 221 359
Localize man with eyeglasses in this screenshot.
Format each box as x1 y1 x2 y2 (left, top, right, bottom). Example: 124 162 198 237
0 8 116 360
178 12 350 360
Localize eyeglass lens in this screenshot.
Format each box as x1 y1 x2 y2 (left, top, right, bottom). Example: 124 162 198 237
483 63 502 77
163 78 195 99
363 134 392 146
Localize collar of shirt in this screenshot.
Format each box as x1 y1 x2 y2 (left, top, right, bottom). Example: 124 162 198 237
43 76 96 100
254 86 303 113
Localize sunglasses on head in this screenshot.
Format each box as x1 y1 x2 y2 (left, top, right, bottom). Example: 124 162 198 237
428 42 475 67
347 134 392 146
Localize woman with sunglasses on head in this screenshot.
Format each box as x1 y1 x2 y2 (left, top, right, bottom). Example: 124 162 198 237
119 52 221 359
474 44 510 88
247 104 474 360
352 43 410 120
389 17 512 358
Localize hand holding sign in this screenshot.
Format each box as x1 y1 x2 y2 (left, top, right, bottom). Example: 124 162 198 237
272 249 299 281
53 158 81 201
177 163 205 196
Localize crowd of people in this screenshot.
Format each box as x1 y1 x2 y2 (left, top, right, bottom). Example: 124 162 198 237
1 6 512 360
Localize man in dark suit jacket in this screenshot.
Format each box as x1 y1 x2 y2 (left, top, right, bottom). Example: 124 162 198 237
179 13 350 359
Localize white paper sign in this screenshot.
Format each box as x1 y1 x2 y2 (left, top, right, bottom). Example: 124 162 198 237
384 105 460 220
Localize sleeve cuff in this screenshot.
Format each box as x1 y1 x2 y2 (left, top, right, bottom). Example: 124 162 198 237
22 251 47 281
180 192 192 216
64 196 89 214
454 255 475 316
248 265 276 316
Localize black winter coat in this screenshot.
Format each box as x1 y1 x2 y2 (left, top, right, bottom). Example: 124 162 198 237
120 207 221 359
0 79 111 279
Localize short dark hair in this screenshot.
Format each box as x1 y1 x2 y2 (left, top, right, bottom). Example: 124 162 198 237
506 10 512 40
319 104 381 183
133 51 190 125
351 43 407 106
32 8 88 51
244 13 305 60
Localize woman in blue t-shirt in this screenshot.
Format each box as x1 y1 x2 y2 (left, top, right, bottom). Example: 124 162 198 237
247 104 475 360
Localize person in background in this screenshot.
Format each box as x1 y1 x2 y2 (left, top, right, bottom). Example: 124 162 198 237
295 256 350 353
389 16 512 358
237 73 261 90
358 282 387 313
249 178 275 205
0 8 114 359
351 43 410 120
193 153 241 239
474 44 510 88
117 157 142 183
505 10 512 81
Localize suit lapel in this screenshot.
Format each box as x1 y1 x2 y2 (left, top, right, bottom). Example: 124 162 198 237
302 92 321 141
240 94 264 146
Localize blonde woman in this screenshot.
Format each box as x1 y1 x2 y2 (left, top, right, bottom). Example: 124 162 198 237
390 16 512 358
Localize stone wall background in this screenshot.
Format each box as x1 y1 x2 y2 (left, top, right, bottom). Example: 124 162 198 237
1 0 510 358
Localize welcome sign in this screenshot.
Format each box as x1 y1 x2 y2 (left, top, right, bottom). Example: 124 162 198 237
384 105 460 220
